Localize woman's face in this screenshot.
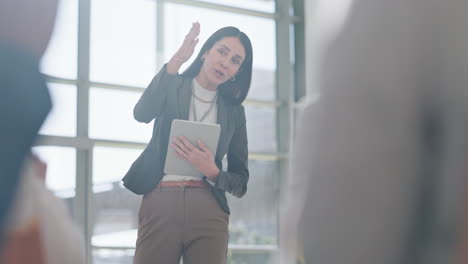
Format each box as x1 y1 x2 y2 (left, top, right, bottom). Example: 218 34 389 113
199 36 246 88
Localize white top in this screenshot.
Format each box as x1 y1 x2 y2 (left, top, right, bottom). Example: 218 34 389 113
189 78 217 124
162 78 218 183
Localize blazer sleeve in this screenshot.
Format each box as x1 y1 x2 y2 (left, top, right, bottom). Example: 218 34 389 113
133 64 184 123
214 106 249 198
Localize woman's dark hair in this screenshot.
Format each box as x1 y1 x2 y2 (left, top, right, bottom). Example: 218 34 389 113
182 26 253 105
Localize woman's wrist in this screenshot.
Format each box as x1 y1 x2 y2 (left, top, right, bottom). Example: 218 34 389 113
166 56 184 74
205 166 220 182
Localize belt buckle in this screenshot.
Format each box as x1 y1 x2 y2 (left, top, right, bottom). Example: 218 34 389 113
179 181 187 188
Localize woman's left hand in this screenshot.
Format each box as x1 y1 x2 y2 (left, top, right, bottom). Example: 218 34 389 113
171 136 220 181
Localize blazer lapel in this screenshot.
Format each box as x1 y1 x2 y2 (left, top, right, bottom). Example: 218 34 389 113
178 79 192 120
216 95 229 160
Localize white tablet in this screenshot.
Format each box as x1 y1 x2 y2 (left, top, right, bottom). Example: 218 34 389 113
164 119 221 177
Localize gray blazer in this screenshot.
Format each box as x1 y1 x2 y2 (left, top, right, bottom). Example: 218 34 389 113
122 65 249 214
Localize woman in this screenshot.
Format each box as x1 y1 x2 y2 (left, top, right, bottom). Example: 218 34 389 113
122 22 253 264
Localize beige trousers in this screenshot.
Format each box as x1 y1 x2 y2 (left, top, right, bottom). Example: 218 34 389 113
134 185 229 264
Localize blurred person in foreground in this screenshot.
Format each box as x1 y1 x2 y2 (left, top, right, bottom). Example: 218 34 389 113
281 0 468 263
0 0 56 238
0 154 84 264
0 0 84 263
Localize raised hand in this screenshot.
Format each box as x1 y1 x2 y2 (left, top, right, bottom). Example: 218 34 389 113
167 22 200 74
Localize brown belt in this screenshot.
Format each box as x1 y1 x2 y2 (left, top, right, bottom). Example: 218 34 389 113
158 180 211 188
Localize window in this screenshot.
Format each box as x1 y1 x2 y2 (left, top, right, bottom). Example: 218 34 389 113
41 0 78 79
40 83 77 137
32 146 76 208
89 88 152 143
228 160 279 244
195 0 275 13
92 146 141 263
90 0 157 87
245 105 277 153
